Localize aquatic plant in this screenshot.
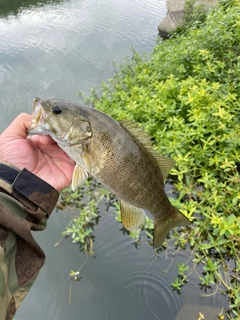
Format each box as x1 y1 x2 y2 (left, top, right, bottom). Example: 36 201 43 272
59 0 240 318
56 179 111 255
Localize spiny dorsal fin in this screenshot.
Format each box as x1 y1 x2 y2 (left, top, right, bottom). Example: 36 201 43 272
120 120 175 180
121 120 152 145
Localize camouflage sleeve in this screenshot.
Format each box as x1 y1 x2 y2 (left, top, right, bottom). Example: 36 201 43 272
0 161 59 320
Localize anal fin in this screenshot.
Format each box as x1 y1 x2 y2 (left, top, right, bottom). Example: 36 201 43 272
120 200 145 232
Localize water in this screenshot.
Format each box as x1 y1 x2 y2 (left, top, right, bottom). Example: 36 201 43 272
0 0 227 319
0 0 163 128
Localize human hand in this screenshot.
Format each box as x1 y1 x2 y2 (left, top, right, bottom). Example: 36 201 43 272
0 113 75 191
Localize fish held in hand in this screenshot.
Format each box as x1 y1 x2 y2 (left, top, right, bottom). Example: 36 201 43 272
28 97 190 247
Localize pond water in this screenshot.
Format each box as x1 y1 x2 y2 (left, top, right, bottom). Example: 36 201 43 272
0 0 227 319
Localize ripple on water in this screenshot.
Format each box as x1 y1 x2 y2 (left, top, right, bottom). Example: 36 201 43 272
0 0 166 114
91 212 228 320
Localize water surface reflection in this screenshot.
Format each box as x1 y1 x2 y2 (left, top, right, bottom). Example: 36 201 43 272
0 0 164 128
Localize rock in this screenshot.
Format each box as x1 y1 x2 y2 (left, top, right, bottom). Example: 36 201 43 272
158 0 219 38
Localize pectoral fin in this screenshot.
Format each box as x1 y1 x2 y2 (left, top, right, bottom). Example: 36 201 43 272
82 144 91 173
120 200 145 232
71 164 89 191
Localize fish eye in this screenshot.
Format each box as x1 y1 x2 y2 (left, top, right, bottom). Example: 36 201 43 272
52 106 62 115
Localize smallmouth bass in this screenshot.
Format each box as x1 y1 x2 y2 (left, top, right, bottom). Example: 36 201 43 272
28 98 190 247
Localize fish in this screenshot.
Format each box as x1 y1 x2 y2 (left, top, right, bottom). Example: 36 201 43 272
28 97 190 247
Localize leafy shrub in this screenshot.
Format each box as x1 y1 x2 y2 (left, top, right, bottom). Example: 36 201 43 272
61 0 240 318
79 1 240 318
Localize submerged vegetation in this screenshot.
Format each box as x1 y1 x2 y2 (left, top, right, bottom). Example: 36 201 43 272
58 0 240 318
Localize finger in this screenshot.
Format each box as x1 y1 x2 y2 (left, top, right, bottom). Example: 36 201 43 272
1 113 32 139
30 134 56 145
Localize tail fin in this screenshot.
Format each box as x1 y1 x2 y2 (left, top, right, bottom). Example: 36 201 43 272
153 208 190 248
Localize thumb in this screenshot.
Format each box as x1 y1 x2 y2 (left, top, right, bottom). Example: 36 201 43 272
1 113 32 139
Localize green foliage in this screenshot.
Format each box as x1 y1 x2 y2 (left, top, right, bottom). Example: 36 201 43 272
76 1 240 317
0 0 62 17
174 0 208 35
58 179 111 255
171 263 189 292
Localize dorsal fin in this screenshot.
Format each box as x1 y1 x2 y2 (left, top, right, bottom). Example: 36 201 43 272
120 120 152 145
120 120 175 180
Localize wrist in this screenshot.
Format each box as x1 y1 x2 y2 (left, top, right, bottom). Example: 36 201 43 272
0 161 59 218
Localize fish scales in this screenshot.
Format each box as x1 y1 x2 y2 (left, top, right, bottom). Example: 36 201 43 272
28 98 191 247
66 104 168 218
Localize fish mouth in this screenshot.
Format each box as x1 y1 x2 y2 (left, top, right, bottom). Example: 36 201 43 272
31 98 42 124
27 97 49 135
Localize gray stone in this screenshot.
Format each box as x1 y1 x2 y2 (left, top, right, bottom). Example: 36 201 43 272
158 0 218 38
